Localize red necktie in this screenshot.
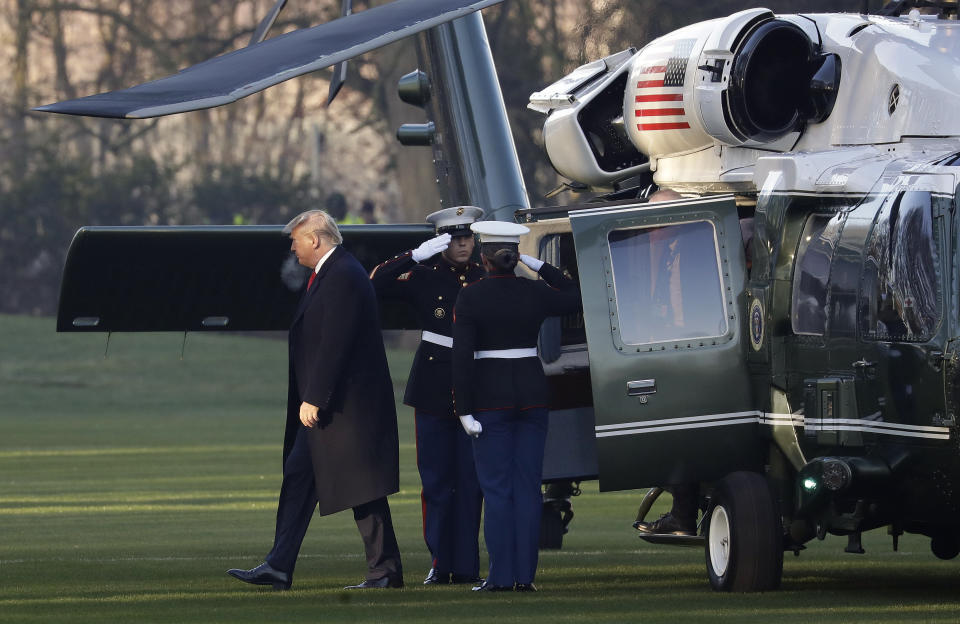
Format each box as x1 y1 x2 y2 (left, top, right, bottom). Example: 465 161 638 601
307 272 317 290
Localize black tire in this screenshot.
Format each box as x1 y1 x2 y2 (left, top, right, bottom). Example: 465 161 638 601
539 503 564 550
930 534 960 560
704 471 783 592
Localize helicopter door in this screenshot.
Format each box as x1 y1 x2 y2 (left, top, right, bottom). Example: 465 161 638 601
569 195 760 492
856 190 950 435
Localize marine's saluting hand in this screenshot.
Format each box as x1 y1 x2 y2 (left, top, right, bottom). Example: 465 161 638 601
519 254 544 272
412 233 451 262
299 401 319 428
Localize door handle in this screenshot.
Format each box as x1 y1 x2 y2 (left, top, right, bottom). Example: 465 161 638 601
627 379 656 396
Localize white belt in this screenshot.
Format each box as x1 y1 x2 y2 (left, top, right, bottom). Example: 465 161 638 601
474 348 538 359
421 330 453 348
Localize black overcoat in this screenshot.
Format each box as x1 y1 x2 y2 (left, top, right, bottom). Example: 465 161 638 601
284 246 400 516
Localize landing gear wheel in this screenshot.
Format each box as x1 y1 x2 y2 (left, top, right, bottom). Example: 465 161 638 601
930 534 960 560
704 471 783 592
539 503 564 549
539 482 577 550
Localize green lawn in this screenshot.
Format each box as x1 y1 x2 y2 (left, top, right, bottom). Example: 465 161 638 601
1 314 959 623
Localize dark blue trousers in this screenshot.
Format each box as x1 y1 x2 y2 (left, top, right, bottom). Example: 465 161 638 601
415 410 483 578
266 425 402 581
472 407 548 587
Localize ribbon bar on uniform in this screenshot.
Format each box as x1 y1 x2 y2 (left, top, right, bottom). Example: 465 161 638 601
474 348 538 359
422 330 453 348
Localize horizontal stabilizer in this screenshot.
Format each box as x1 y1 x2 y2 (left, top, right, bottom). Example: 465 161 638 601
57 224 432 332
35 0 504 119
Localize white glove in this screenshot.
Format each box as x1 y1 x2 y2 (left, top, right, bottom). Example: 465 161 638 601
459 414 482 438
412 233 451 262
519 254 544 272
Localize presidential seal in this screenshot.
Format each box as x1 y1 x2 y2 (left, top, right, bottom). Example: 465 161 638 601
749 297 764 352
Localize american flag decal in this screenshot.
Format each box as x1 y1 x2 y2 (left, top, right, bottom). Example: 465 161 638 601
635 39 695 132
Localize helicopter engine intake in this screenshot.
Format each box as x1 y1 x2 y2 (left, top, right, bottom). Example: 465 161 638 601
625 9 840 160
533 9 842 191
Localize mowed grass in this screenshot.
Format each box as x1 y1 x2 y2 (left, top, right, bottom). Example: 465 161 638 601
2 313 960 623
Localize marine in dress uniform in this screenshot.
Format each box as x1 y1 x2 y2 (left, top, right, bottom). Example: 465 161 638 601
452 222 581 592
227 209 403 590
370 206 486 585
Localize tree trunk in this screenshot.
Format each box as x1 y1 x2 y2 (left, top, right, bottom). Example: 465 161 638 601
11 0 33 181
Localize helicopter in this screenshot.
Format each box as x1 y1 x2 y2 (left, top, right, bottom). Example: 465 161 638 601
37 0 960 592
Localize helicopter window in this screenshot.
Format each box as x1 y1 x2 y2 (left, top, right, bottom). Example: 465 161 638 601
791 214 842 336
607 220 727 344
860 191 940 341
538 233 586 357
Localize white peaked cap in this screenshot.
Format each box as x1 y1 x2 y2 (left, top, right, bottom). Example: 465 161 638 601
470 221 530 244
425 206 485 233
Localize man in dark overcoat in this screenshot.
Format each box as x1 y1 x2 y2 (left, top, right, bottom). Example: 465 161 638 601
228 209 403 590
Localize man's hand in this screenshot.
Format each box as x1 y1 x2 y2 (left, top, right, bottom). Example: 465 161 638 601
519 254 544 272
459 414 482 438
300 401 320 428
412 233 451 262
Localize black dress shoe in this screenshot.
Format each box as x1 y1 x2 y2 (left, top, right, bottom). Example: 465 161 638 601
471 580 511 592
344 576 404 589
451 573 483 585
423 568 450 585
514 583 538 592
633 512 696 536
226 562 291 590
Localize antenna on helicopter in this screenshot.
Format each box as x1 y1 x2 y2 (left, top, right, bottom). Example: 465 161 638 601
248 0 290 46
247 0 352 106
327 0 354 106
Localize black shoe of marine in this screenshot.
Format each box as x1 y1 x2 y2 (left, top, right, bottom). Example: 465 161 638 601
344 575 404 589
514 583 538 592
472 580 512 592
226 562 291 590
634 513 696 536
423 568 450 585
451 573 483 585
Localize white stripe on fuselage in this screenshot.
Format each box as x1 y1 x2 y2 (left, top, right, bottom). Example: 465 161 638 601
595 411 950 440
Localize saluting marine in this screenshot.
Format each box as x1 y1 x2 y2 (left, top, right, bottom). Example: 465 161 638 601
453 222 581 592
370 206 486 585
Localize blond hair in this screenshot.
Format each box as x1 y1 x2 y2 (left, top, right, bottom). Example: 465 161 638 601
283 209 343 246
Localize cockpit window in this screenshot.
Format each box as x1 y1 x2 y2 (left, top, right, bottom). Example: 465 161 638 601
791 214 842 336
607 220 727 345
860 191 940 341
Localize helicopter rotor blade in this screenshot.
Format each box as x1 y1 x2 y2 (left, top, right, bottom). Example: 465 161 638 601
248 0 290 47
34 0 504 119
327 0 353 106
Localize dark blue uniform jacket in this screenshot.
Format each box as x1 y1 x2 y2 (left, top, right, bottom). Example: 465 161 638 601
371 250 485 415
451 262 581 416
